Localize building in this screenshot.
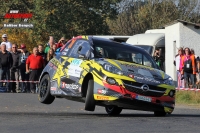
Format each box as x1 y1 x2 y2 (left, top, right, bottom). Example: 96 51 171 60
164 19 200 83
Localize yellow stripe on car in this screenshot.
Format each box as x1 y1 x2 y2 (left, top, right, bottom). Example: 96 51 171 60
106 59 122 70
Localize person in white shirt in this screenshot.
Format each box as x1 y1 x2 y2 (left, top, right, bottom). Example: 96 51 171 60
174 47 184 88
1 34 12 52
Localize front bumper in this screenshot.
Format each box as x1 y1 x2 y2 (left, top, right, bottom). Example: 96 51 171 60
93 80 175 113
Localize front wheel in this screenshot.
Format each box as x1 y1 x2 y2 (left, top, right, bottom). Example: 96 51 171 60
154 111 166 117
85 79 96 111
38 74 55 104
105 106 122 116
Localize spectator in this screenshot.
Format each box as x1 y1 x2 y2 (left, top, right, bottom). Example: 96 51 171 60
190 48 198 85
19 44 30 93
196 56 200 87
47 48 55 62
153 48 164 71
0 44 12 92
38 44 47 62
174 47 184 88
191 49 198 59
56 37 66 48
26 47 45 93
181 47 196 88
10 44 21 93
44 36 54 54
1 34 12 52
52 43 57 52
46 36 54 46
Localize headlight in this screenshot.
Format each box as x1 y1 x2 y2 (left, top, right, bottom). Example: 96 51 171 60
104 64 123 75
164 77 174 86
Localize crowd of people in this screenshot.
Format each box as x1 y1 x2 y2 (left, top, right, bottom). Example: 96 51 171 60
174 47 200 88
0 34 67 93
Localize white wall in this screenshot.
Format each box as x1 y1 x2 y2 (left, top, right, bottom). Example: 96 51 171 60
165 23 180 81
179 23 200 56
165 22 200 83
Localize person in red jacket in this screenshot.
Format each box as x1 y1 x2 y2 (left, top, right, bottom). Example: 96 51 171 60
56 37 66 48
26 47 45 93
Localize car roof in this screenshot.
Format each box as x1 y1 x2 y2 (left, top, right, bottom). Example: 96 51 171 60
90 36 149 54
70 36 149 55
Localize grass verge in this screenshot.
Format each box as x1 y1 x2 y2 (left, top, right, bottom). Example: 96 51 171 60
176 91 200 105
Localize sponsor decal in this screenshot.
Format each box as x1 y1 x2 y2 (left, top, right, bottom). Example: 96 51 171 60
49 62 57 69
134 75 160 84
71 59 83 66
144 77 160 84
96 95 109 100
62 52 67 55
68 66 82 77
51 58 60 67
120 63 153 71
61 82 79 90
50 87 57 91
97 89 107 95
128 74 134 78
94 94 118 101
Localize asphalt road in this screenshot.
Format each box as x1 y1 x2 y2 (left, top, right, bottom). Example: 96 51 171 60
0 94 200 133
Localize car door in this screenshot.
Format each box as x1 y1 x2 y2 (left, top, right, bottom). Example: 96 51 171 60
58 39 92 96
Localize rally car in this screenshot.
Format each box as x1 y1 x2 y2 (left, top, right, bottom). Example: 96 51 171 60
38 36 175 116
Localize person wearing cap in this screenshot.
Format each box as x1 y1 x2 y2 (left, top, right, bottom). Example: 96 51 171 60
174 47 184 88
19 44 30 93
26 47 45 93
56 37 66 48
10 44 21 93
1 34 12 52
0 44 12 92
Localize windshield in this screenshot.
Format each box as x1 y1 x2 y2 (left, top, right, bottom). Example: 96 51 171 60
135 45 153 55
93 39 158 69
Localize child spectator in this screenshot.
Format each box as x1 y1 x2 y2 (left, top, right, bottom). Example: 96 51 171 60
47 48 55 62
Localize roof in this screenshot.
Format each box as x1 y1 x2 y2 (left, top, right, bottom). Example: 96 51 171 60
91 35 132 42
126 33 165 47
164 19 200 29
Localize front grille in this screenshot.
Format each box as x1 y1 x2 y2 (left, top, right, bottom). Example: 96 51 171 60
122 80 166 97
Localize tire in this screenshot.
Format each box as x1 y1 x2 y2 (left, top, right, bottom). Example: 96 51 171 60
38 74 55 104
154 111 166 117
85 79 95 111
105 106 122 116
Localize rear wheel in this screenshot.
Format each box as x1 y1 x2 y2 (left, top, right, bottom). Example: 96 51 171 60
105 106 122 116
154 111 166 117
38 74 55 104
85 79 96 111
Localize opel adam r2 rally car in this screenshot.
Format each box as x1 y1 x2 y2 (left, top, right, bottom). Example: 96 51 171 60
38 36 175 116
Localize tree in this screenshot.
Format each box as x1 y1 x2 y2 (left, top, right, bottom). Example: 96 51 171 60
0 0 121 49
107 0 200 35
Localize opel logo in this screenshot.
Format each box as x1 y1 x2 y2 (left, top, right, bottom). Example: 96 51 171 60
141 84 149 91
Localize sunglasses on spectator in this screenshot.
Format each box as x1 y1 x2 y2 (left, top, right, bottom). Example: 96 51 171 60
12 47 17 48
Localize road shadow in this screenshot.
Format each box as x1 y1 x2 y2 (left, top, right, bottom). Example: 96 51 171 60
0 112 200 118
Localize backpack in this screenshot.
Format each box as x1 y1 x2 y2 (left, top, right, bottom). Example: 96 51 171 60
184 58 193 73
